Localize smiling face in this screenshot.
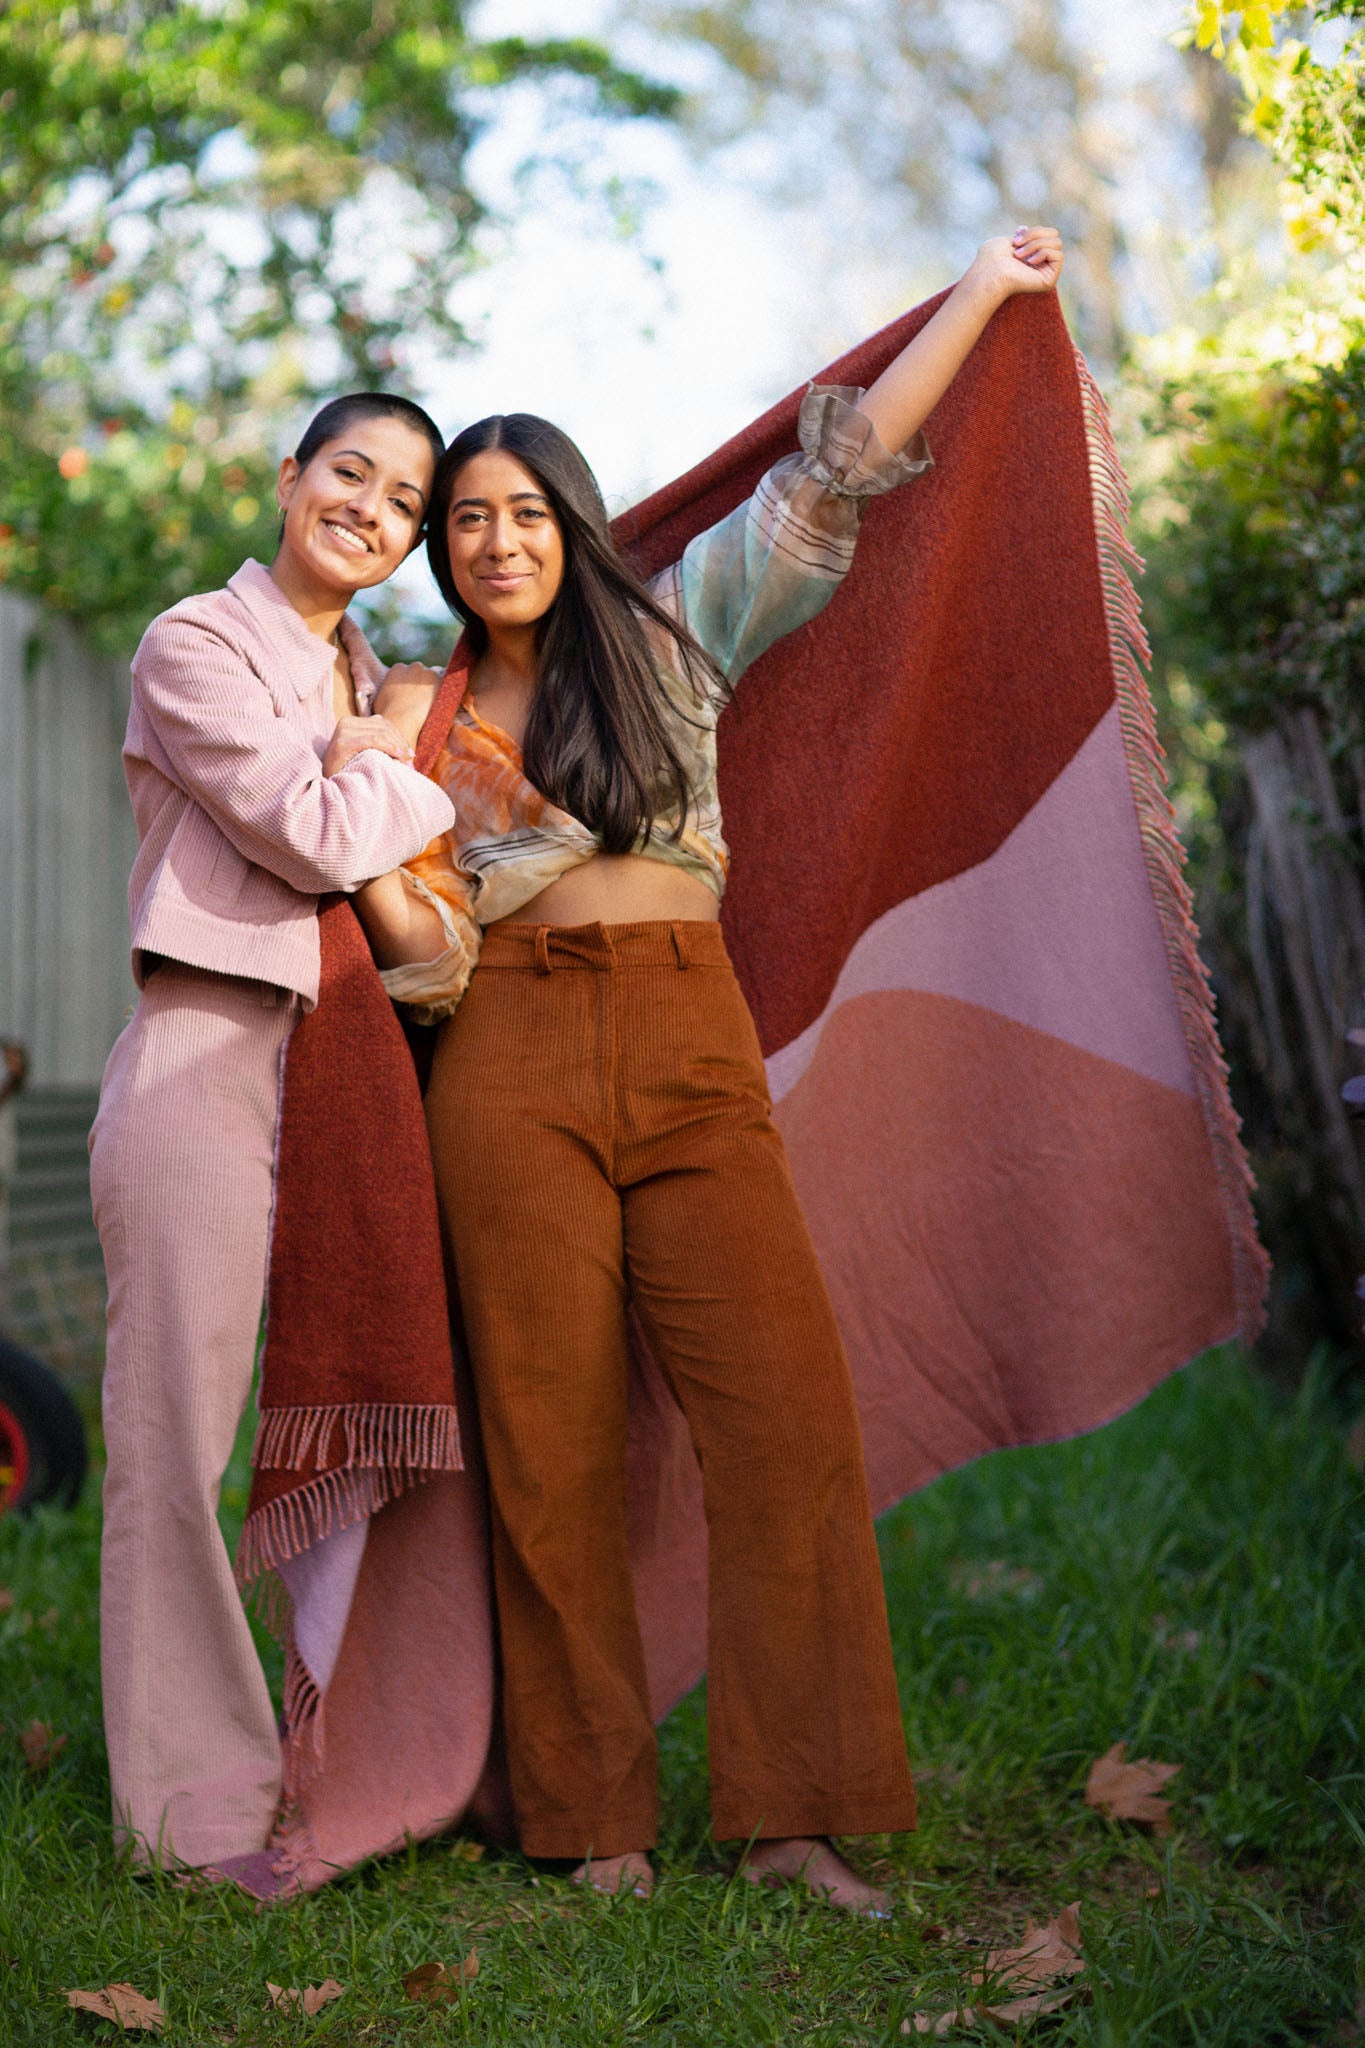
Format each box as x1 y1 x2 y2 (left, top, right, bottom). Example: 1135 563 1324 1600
444 448 566 632
275 416 436 598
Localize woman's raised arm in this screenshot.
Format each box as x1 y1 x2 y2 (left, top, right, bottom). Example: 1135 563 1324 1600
858 227 1064 454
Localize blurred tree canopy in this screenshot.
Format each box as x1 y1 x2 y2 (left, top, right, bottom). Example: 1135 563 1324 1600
1135 1 1365 1370
614 0 1251 368
0 0 676 648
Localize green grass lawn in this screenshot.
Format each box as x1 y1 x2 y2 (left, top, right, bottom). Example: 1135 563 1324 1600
1 1347 1361 2045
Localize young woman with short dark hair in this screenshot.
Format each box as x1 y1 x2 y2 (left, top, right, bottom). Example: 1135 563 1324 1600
91 393 456 1872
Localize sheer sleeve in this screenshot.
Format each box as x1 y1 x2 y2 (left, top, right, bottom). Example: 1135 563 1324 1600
647 385 932 689
376 835 482 1023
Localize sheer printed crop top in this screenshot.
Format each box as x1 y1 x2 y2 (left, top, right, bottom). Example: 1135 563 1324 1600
379 386 932 1022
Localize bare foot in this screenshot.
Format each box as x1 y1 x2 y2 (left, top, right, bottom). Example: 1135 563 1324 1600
740 1837 891 1917
570 1849 654 1899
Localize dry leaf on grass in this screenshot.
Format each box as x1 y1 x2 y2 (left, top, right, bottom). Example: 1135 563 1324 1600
449 1838 485 1862
947 1559 1041 1601
264 1978 344 2016
64 1983 165 2032
1152 1615 1201 1654
20 1719 67 1770
904 1904 1084 2036
971 1904 1085 1992
403 1954 479 2004
1084 1742 1181 1834
905 1987 1078 2035
0 1586 13 1616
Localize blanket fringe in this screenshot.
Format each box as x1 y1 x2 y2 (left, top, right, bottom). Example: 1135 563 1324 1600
280 1624 326 1799
1073 346 1269 1340
237 1463 390 1590
234 1400 467 1865
251 1399 462 1476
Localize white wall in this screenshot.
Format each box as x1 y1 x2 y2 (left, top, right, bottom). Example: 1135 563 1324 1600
0 592 138 1088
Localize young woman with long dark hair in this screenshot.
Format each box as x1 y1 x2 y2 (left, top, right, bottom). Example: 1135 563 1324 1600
361 229 1064 1908
90 393 456 1872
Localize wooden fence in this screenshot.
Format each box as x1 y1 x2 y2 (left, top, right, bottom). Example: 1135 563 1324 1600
0 591 137 1372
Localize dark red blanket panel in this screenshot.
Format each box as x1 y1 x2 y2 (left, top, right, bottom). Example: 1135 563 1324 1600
615 293 1113 1055
256 898 456 1437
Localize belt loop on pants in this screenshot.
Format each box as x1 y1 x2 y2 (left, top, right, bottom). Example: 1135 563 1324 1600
671 923 691 970
534 925 553 975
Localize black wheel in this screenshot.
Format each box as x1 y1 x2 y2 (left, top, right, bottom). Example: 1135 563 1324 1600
0 1338 87 1514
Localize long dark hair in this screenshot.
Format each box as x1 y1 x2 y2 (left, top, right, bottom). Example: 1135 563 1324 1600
426 413 724 854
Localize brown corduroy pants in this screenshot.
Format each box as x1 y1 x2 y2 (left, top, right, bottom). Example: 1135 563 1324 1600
425 920 916 1859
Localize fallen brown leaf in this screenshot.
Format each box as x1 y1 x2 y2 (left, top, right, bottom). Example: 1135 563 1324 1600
0 1586 13 1616
20 1719 67 1771
1085 1742 1181 1834
403 1954 479 2004
904 1905 1084 2035
905 1988 1077 2035
972 1903 1084 1992
449 1838 485 1862
947 1559 1041 1601
1152 1615 1201 1654
265 1978 344 2016
64 1983 165 2032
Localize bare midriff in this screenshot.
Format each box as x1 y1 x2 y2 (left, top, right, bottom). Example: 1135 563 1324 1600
490 851 721 930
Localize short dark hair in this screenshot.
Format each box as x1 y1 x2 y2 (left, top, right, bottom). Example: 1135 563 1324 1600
292 393 445 486
427 413 722 855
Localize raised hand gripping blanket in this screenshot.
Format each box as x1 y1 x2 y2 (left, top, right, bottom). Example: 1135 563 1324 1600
228 290 1265 1897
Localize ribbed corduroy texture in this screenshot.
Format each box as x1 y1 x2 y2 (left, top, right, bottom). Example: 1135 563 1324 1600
125 561 455 1007
90 965 294 1867
424 921 917 1858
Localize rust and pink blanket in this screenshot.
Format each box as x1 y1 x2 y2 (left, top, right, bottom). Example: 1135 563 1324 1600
227 290 1265 1898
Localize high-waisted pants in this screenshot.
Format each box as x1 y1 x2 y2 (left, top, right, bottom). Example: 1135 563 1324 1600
89 964 294 1868
424 920 916 1859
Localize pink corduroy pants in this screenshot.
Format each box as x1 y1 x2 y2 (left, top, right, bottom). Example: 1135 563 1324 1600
90 963 296 1868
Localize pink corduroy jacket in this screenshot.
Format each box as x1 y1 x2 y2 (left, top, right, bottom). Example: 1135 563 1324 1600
124 560 454 1008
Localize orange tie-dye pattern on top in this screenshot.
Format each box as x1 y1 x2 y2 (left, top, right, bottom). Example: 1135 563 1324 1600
378 388 932 1023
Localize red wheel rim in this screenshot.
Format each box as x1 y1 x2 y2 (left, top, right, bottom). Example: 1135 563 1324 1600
0 1398 30 1513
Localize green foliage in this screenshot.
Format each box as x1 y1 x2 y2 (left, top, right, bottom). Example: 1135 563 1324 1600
1190 3 1365 251
0 1 677 650
1140 331 1365 739
1148 2 1365 738
0 1352 1360 2042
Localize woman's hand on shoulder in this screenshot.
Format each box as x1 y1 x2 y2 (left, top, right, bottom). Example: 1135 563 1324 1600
322 715 415 778
967 226 1064 307
375 662 442 750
